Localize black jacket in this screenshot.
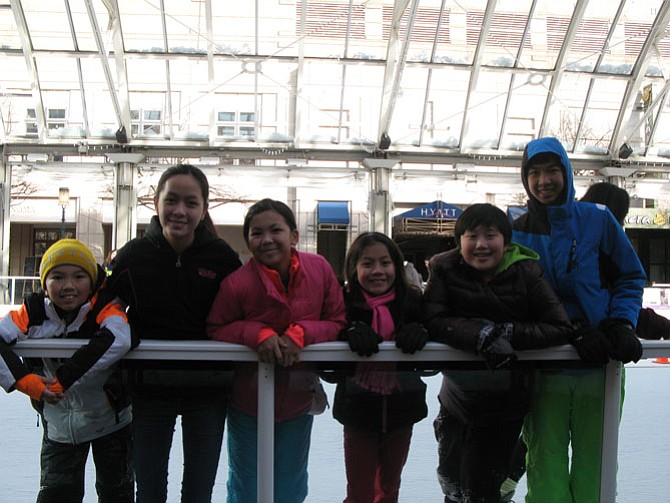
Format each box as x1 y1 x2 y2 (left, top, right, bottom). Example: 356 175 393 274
104 216 241 394
108 215 241 343
424 247 572 425
331 287 428 432
424 248 572 352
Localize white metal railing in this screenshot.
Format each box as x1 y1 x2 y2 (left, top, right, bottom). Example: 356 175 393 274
12 339 670 503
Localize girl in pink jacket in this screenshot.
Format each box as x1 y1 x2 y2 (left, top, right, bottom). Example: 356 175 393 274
207 198 346 503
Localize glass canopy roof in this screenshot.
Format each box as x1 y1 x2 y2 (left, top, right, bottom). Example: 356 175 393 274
2 0 670 168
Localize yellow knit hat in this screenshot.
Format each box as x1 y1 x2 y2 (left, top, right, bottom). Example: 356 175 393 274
39 239 99 288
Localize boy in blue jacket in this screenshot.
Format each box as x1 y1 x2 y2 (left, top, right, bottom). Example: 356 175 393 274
512 137 646 502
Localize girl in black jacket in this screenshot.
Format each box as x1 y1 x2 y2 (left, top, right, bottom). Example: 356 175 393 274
334 232 428 503
106 164 241 503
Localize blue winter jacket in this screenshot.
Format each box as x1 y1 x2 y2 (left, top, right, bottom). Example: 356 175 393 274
512 137 645 327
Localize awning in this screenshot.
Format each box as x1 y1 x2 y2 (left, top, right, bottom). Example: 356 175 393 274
317 201 350 224
392 201 463 238
393 201 463 221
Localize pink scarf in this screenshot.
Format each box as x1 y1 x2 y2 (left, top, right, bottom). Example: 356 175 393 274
353 290 401 395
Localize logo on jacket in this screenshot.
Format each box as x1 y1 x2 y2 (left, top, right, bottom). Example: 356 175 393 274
197 268 217 279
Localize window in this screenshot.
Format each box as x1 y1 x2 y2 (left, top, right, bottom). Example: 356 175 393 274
131 108 163 136
217 125 235 136
240 126 255 137
34 229 64 258
318 108 350 141
649 237 670 283
144 110 161 121
26 121 38 135
25 108 67 135
216 110 256 138
48 108 66 119
47 108 66 131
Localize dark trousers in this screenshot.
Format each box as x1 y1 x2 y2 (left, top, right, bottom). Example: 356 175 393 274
131 391 227 503
37 424 133 503
434 407 523 503
343 424 413 503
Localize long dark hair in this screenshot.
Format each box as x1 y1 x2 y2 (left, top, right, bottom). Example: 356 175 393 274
344 232 410 303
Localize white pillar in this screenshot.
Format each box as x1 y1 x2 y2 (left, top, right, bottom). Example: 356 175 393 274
107 153 144 250
257 362 275 502
600 360 622 502
0 151 11 277
363 159 398 236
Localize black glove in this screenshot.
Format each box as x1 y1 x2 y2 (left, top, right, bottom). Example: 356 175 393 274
569 325 611 364
395 322 429 354
600 318 643 364
477 324 517 370
345 321 383 357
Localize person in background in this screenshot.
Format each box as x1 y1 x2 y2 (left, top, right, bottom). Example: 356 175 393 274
207 198 346 503
106 164 241 503
102 248 117 277
580 181 670 341
424 203 573 503
403 260 424 291
0 239 134 502
512 137 646 502
333 231 428 503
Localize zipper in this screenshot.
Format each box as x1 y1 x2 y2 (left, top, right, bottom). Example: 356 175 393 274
567 239 577 273
176 255 182 268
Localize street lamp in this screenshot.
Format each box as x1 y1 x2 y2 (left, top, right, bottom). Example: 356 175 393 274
58 187 70 238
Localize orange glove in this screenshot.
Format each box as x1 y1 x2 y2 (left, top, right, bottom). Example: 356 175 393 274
47 379 64 395
14 374 47 401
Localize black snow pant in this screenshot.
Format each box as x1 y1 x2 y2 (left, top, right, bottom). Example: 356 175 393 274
37 424 134 503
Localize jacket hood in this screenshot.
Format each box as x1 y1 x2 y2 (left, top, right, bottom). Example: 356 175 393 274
495 242 539 275
521 137 575 212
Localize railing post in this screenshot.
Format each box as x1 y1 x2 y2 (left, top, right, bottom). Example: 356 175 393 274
257 362 275 502
600 360 622 502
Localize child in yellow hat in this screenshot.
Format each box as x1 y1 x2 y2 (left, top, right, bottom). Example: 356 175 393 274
0 238 134 502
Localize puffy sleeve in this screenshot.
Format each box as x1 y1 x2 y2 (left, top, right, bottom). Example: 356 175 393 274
296 259 346 346
0 305 32 392
55 299 133 390
206 269 268 349
508 261 573 350
600 210 646 327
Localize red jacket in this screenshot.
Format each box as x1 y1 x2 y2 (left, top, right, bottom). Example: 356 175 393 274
207 250 346 421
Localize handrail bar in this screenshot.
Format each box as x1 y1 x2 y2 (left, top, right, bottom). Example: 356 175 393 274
12 339 670 503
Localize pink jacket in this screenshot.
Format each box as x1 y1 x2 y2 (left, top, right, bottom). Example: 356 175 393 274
207 250 346 421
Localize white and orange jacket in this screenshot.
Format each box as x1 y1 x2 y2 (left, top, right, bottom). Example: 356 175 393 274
0 292 132 444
